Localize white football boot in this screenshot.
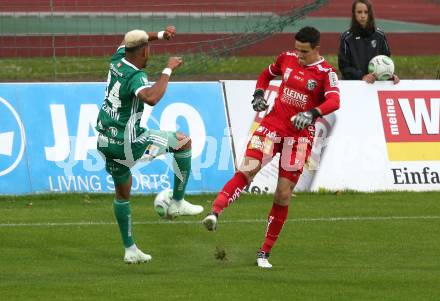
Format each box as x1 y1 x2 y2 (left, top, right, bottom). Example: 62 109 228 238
124 245 152 264
256 251 272 269
202 213 218 231
167 198 204 217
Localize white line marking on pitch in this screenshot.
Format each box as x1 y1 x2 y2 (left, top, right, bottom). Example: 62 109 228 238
0 216 439 228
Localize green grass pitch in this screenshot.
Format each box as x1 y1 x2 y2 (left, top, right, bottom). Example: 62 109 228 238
1 192 439 300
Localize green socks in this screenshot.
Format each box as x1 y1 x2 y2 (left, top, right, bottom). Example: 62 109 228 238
113 199 134 248
172 149 192 201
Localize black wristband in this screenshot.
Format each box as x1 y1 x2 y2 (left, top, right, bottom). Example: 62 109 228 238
253 89 264 97
309 108 321 119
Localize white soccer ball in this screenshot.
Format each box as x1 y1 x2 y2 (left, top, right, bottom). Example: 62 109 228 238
153 188 172 219
368 55 395 80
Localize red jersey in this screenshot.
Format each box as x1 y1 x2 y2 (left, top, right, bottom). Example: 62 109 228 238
256 51 340 136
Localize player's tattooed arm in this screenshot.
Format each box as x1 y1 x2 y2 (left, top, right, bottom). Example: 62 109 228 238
137 57 183 105
148 25 176 41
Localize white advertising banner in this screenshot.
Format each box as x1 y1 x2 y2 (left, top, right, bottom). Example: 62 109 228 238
223 80 440 192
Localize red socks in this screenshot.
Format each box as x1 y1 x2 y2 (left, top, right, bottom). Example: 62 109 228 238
212 172 288 254
260 203 288 254
212 171 248 214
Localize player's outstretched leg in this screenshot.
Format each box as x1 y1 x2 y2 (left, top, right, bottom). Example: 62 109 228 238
202 171 249 231
167 149 204 217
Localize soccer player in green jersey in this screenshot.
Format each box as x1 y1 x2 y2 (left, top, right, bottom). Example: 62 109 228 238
96 26 203 264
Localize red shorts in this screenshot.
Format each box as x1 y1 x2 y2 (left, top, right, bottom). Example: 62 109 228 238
245 123 314 183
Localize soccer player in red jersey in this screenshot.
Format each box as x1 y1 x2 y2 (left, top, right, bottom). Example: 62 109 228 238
202 26 340 268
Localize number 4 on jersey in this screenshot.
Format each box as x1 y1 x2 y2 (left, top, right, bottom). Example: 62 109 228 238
105 71 122 109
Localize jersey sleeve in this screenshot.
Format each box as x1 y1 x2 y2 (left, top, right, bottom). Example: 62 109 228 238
268 53 284 76
316 69 340 115
128 72 151 97
256 53 284 90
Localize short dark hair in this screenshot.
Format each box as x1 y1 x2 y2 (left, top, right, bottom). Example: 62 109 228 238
295 26 320 48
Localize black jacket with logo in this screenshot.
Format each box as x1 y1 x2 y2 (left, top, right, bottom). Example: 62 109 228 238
338 28 391 80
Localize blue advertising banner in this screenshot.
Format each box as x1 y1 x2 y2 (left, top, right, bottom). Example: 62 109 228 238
0 82 234 195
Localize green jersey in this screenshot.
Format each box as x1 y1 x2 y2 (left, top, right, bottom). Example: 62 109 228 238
96 46 150 143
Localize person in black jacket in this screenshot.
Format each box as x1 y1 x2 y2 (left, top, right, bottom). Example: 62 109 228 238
338 0 399 84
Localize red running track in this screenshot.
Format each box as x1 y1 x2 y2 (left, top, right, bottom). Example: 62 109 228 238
1 0 439 24
1 33 439 57
0 0 308 13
